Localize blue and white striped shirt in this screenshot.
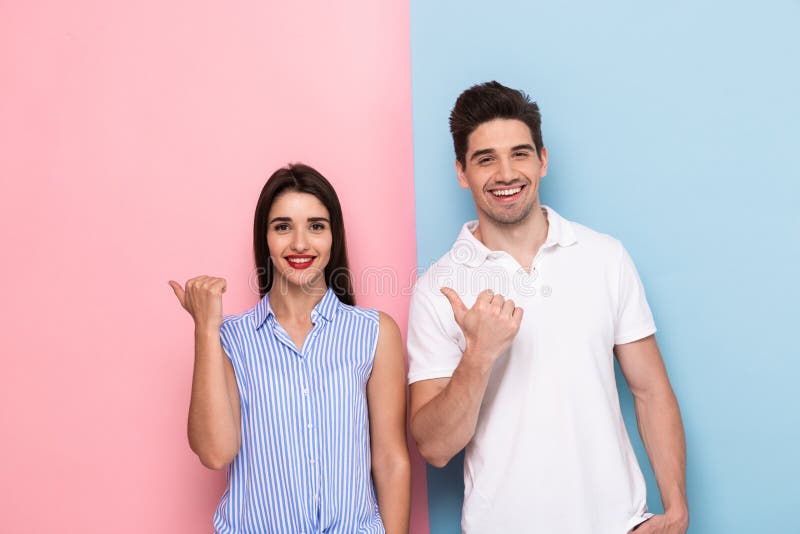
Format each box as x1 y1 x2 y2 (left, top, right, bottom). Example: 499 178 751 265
212 288 384 534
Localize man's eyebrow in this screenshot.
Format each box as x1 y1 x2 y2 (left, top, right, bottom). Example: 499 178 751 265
469 144 536 162
469 148 496 162
511 144 536 152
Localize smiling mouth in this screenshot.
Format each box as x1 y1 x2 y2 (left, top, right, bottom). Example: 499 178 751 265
285 255 316 270
488 184 526 200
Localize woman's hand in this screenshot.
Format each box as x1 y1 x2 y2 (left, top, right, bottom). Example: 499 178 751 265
169 276 227 332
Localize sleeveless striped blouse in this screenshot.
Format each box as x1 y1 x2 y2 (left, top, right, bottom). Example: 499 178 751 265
212 288 384 534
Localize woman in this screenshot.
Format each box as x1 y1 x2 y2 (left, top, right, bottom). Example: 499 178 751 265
169 163 410 533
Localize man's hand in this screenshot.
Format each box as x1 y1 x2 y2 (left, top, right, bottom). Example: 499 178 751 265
408 288 524 467
630 513 689 534
169 276 227 332
440 287 523 370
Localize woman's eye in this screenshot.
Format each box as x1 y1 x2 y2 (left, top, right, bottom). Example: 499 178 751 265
310 223 326 232
274 223 290 232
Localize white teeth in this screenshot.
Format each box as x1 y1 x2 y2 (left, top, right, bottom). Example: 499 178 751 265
288 257 312 263
491 187 522 197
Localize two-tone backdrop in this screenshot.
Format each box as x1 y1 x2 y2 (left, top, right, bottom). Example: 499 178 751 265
2 1 797 532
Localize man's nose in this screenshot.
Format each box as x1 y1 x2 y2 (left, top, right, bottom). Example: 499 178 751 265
498 157 515 182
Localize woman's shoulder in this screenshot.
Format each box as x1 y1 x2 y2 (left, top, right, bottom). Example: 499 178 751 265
220 304 260 335
376 311 400 338
339 305 399 335
336 301 380 324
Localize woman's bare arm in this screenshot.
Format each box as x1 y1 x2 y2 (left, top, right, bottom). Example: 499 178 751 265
170 276 241 469
368 312 411 533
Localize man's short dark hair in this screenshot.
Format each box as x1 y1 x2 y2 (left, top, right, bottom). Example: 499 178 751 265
449 81 544 167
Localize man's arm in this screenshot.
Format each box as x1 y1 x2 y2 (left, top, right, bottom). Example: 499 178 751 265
409 288 522 467
616 334 689 533
409 351 491 467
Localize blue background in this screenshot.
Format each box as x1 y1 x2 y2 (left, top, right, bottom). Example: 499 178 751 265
410 1 800 532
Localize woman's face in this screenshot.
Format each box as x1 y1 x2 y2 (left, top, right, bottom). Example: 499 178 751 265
266 191 332 293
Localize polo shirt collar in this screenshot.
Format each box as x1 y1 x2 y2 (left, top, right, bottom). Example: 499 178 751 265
450 205 578 268
542 205 578 248
252 286 341 329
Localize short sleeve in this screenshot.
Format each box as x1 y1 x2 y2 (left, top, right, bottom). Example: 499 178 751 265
407 283 464 384
614 245 657 345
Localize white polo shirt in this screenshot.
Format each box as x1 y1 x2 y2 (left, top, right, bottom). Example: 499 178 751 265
408 206 657 534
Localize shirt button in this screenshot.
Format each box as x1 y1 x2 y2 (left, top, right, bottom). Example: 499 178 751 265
309 458 315 464
307 423 313 429
302 388 309 396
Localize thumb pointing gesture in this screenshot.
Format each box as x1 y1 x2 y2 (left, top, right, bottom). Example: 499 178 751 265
440 287 468 325
169 280 187 310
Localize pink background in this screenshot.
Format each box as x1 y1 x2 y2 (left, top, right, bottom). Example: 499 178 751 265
0 1 427 532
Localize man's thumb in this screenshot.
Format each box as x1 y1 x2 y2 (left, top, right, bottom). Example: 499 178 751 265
440 287 467 322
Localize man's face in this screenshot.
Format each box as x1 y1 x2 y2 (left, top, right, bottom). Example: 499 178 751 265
456 118 548 225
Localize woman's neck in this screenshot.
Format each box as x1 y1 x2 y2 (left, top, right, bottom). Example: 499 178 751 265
268 282 327 325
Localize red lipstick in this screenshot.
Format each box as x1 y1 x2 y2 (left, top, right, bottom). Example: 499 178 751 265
285 255 316 270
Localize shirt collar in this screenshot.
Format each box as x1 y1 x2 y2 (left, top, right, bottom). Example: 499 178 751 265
450 205 578 268
312 287 342 322
251 286 341 330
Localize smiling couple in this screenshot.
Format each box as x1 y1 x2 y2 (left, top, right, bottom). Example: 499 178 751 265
169 81 688 534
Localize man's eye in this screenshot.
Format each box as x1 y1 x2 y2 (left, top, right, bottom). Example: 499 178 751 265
479 157 493 164
514 151 529 158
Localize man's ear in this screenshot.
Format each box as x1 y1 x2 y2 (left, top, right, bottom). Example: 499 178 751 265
455 159 469 189
538 146 549 178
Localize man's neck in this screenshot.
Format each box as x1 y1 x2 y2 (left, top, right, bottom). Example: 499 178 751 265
473 203 549 272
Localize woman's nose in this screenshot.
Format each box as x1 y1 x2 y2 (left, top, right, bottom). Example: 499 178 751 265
290 231 309 252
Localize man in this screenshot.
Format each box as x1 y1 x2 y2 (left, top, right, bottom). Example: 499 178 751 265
407 81 688 533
